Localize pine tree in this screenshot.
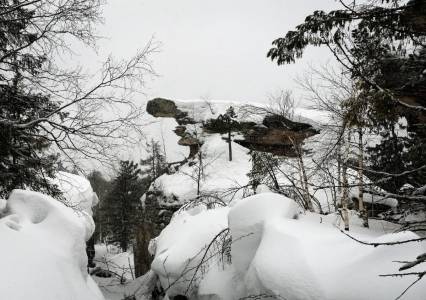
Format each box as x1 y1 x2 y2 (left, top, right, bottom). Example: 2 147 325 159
247 151 263 193
102 161 143 252
247 151 281 192
223 106 237 161
140 139 167 182
0 3 62 198
0 70 61 198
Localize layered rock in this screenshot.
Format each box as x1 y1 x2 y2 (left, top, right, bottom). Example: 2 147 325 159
235 114 319 157
146 98 319 159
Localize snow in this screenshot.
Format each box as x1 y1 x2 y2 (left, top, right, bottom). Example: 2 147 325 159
91 244 157 300
151 206 229 297
0 172 103 300
349 187 399 208
228 193 301 275
134 98 325 168
173 99 325 127
140 115 189 163
151 192 426 300
0 189 103 300
53 171 99 215
152 134 251 204
141 99 423 299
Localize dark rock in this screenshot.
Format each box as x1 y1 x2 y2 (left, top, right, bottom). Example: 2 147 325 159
134 190 182 277
146 98 179 118
146 98 196 125
174 125 186 137
262 114 313 131
178 134 200 146
235 114 319 157
178 134 202 158
91 268 113 278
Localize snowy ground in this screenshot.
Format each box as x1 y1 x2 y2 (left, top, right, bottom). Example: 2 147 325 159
91 244 166 300
150 192 426 300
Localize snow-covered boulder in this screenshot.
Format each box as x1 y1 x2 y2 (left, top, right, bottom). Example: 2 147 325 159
151 207 229 297
228 193 300 275
0 173 103 300
151 192 426 300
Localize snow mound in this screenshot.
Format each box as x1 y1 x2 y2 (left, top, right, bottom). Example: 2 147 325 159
0 189 103 300
151 206 229 297
151 192 426 300
229 193 301 275
53 171 99 215
152 134 251 204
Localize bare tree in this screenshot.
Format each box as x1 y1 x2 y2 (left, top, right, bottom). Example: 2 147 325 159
341 130 351 231
0 0 159 174
357 126 368 228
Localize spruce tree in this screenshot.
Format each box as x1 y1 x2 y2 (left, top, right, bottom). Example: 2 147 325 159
0 72 61 198
0 3 62 198
140 139 167 182
223 106 237 161
103 161 143 252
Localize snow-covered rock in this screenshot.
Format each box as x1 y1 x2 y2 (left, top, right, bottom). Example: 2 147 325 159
151 134 251 204
228 193 301 275
0 173 103 300
151 206 229 297
151 192 426 300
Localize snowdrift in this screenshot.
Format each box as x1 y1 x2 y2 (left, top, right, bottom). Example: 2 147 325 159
151 192 426 300
0 173 103 300
151 134 251 204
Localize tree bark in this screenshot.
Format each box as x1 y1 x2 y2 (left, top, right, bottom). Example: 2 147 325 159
358 127 369 227
228 129 232 161
342 131 350 231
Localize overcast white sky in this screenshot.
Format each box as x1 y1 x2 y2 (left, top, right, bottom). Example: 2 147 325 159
74 0 341 105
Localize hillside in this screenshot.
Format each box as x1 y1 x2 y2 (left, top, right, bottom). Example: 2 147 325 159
130 98 426 300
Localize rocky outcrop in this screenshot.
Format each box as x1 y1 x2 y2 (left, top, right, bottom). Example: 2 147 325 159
134 190 181 277
173 125 186 137
147 97 320 158
136 98 320 277
235 118 319 157
146 98 179 118
146 98 202 159
146 98 195 125
178 134 201 158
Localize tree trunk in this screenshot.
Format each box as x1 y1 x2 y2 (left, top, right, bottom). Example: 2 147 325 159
197 151 202 196
358 127 369 228
298 148 313 211
228 129 232 161
291 137 313 211
342 131 350 231
336 139 342 209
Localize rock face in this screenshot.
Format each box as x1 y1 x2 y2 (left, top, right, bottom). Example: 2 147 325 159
134 190 181 277
146 98 202 159
146 98 195 125
235 115 319 157
137 97 320 278
178 134 201 158
146 98 179 118
235 126 318 157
